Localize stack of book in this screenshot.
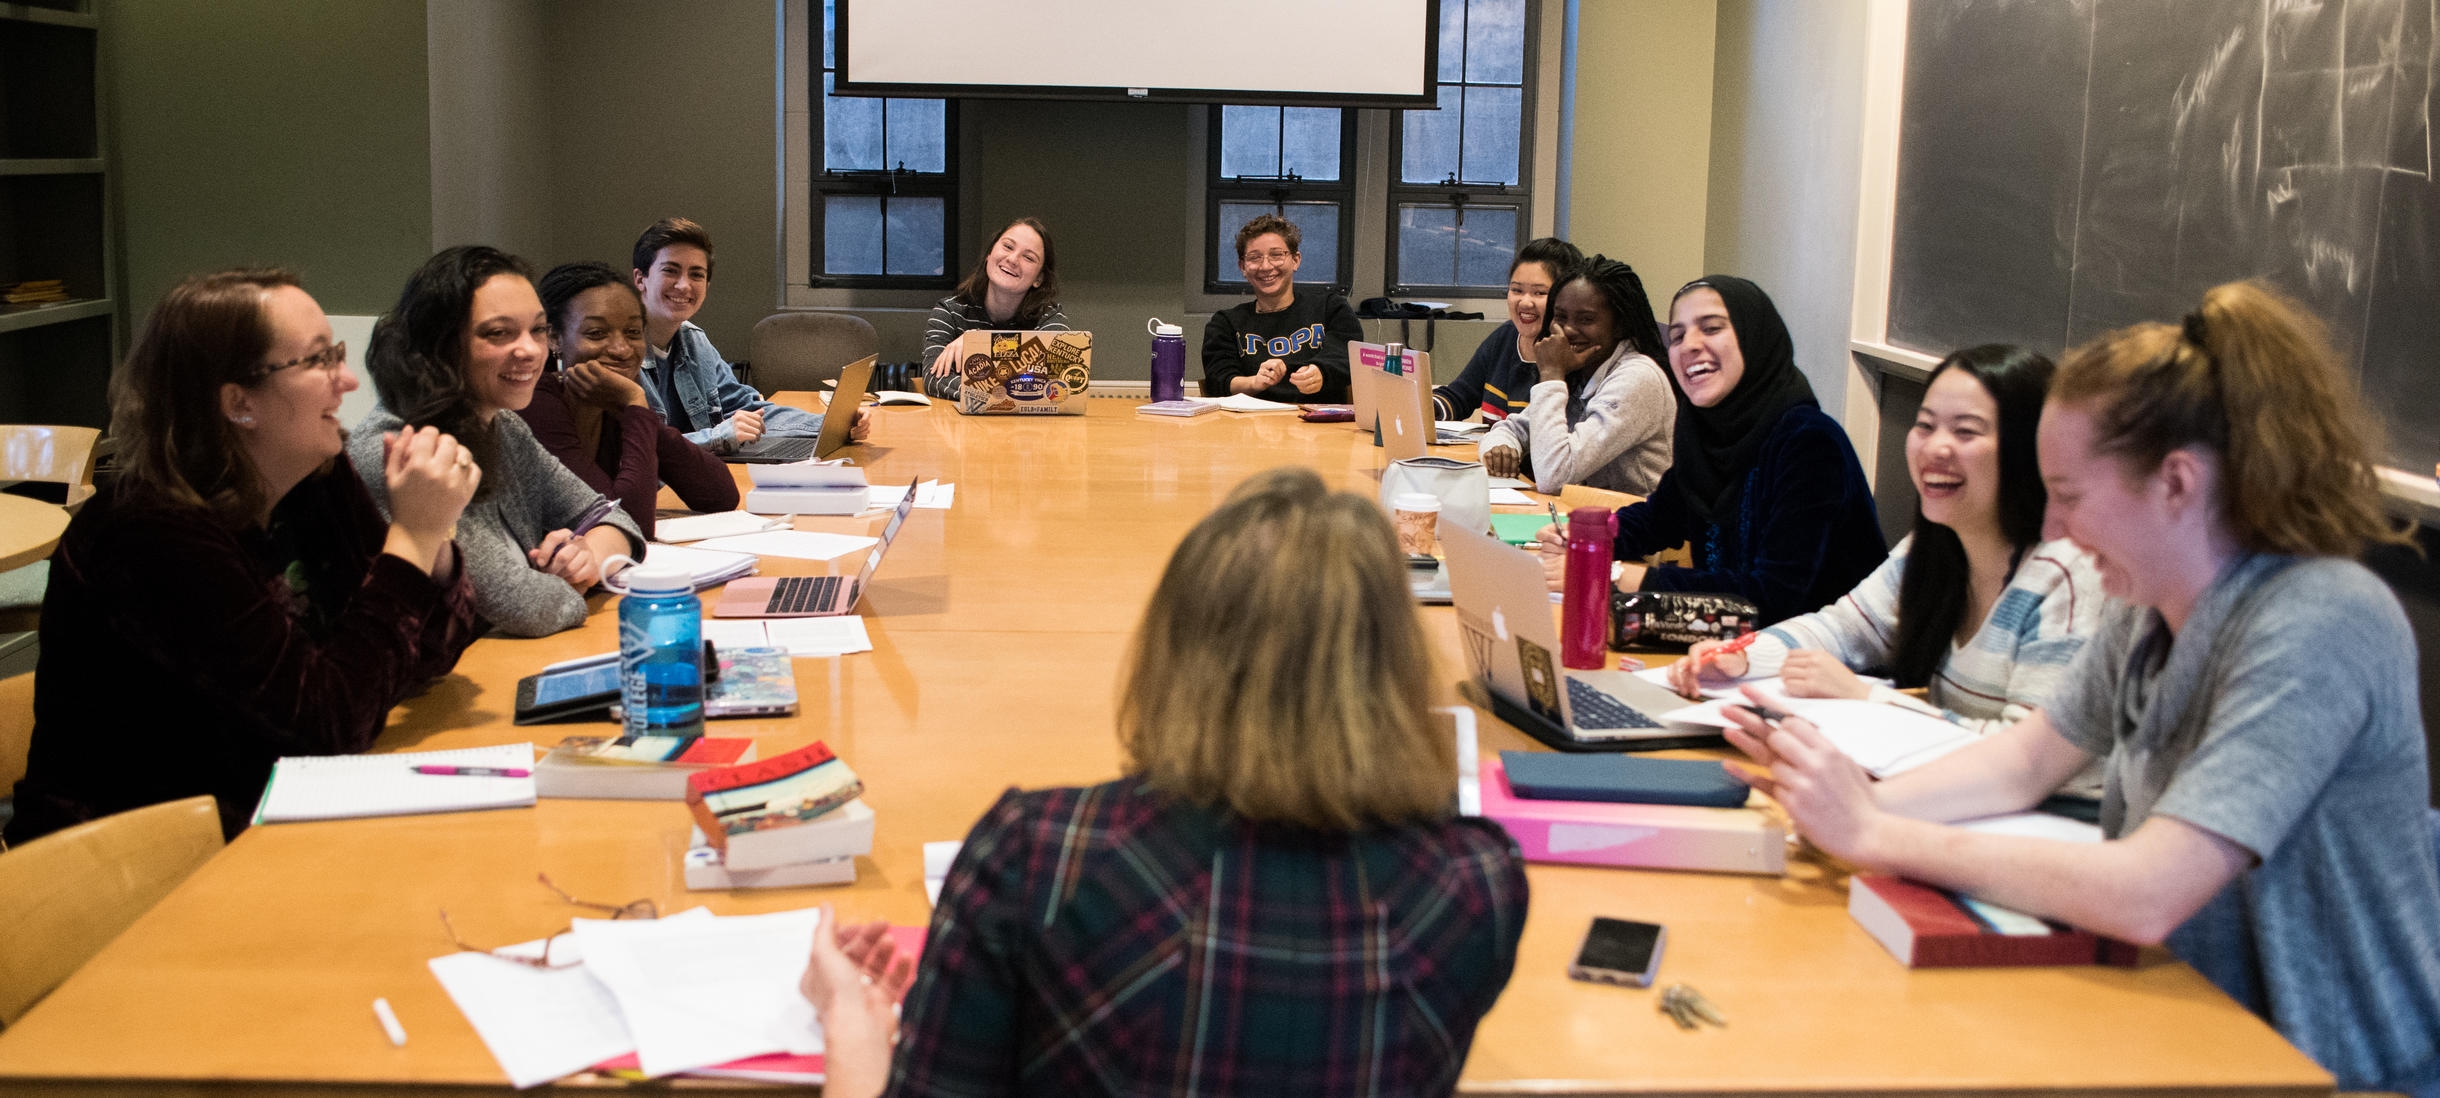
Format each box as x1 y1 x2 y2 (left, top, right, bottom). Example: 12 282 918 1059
3 280 69 305
743 459 867 515
533 734 758 799
681 741 873 889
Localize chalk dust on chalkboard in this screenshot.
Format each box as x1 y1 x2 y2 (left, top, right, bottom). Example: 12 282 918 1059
1890 0 2438 471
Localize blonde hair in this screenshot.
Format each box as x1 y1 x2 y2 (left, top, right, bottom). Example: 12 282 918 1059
1118 467 1451 831
2053 280 2410 557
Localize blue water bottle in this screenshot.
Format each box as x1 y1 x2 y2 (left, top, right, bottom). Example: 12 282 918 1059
618 562 704 736
1147 318 1186 402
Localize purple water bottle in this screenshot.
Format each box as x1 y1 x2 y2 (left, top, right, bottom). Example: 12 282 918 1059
1147 318 1186 402
1562 507 1616 670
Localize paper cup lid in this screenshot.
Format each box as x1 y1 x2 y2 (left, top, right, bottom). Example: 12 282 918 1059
1394 493 1441 511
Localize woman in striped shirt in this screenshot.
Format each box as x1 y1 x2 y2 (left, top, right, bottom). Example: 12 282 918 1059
921 217 1068 401
1672 344 2103 785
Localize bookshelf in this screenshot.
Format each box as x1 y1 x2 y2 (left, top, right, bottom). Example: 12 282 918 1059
0 1 113 429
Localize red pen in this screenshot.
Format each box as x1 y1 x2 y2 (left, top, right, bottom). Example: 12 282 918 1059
1676 631 1760 698
413 765 530 778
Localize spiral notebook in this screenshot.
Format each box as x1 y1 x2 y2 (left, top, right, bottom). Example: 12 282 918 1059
252 743 538 824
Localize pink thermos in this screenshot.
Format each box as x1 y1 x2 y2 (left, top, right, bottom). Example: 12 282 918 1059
1561 506 1615 669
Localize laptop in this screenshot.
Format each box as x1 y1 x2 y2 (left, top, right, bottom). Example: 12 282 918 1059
1440 521 1720 752
1375 366 1431 463
1349 341 1429 432
945 330 1091 415
725 355 877 463
710 481 918 617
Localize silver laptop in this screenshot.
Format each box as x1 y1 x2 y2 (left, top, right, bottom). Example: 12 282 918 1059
726 355 876 463
1440 521 1716 748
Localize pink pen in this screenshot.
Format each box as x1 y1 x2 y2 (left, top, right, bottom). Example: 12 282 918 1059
413 765 530 778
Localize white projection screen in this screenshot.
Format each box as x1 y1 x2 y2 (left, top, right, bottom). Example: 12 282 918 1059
836 0 1438 107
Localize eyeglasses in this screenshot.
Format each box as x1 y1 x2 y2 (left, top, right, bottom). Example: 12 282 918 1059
438 873 659 968
1241 250 1296 268
261 341 348 377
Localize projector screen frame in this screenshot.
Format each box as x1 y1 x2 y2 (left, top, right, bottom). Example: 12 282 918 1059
831 0 1443 109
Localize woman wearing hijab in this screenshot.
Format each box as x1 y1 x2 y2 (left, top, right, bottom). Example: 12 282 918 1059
1538 275 1884 626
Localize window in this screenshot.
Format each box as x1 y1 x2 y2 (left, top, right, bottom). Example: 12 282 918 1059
1204 106 1356 293
1389 0 1531 296
811 0 956 288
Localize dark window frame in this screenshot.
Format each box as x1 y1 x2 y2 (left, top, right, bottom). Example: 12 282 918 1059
1203 108 1359 297
1385 0 1535 298
809 13 960 291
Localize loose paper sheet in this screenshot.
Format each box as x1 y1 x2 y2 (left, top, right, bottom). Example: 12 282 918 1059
692 531 878 561
571 907 827 1077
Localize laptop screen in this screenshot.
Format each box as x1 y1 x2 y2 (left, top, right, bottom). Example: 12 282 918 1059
852 482 920 593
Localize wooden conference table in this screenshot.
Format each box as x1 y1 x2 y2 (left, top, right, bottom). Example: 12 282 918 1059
0 397 2331 1096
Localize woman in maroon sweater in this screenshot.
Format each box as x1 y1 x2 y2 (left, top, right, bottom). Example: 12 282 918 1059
7 269 482 842
517 261 738 541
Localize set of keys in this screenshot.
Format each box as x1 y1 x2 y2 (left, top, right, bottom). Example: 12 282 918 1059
1657 983 1726 1030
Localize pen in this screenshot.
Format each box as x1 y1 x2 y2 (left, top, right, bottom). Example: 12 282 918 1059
1681 631 1761 696
372 998 407 1047
569 497 617 537
1545 501 1563 541
412 765 531 778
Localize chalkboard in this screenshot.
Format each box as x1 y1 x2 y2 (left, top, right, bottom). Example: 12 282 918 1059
1889 0 2440 472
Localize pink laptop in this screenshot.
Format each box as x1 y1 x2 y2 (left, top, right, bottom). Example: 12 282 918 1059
711 483 918 617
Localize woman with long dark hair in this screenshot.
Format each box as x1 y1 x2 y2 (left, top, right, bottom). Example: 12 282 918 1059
1673 346 2102 779
350 246 643 637
922 217 1068 401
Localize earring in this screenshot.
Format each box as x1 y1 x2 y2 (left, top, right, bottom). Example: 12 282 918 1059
232 415 255 426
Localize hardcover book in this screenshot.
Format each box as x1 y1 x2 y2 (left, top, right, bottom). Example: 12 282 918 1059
1848 874 2140 968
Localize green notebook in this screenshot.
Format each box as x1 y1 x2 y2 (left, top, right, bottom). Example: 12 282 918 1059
1490 512 1555 547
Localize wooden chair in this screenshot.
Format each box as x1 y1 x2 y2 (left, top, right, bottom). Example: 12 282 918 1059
1555 484 1692 566
0 425 102 512
0 795 223 1026
748 312 878 394
0 670 31 799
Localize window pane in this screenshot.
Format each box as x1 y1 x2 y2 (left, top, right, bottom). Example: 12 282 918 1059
1280 108 1342 181
1464 0 1526 84
1460 85 1522 185
1397 203 1460 288
1219 106 1282 178
1456 206 1520 287
822 0 836 70
1283 201 1340 285
1213 201 1341 286
1402 85 1462 183
823 74 883 172
884 197 945 276
1438 0 1466 82
824 195 883 275
883 98 946 173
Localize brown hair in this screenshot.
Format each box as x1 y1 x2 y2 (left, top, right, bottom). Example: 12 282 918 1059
951 217 1060 328
630 216 715 278
1233 213 1301 261
110 268 301 525
1118 467 1451 830
2053 280 2409 557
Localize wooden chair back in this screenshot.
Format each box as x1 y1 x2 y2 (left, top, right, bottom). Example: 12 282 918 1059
0 671 30 794
0 425 101 512
0 795 224 1026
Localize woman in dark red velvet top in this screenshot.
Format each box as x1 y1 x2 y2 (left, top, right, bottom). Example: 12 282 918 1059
5 270 484 843
516 262 738 542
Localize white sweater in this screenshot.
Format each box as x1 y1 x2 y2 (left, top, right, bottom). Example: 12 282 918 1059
1476 342 1673 496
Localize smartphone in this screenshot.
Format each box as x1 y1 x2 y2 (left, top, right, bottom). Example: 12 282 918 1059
1568 917 1666 987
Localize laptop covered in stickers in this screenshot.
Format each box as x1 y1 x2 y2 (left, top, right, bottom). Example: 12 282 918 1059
943 329 1092 415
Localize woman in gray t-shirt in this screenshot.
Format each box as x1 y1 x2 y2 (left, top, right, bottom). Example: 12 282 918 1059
1715 280 2440 1095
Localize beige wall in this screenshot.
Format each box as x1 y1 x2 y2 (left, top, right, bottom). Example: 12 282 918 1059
1566 0 1717 318
106 0 433 319
1702 0 1871 411
427 0 552 264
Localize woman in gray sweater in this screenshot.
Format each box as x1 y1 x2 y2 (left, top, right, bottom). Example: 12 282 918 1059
351 246 643 637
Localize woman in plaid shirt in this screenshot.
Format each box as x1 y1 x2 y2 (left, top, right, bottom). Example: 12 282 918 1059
803 467 1530 1097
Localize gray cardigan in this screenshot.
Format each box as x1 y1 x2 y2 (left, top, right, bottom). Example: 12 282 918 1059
347 407 643 637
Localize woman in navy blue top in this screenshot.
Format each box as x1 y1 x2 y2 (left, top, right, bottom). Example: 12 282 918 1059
1539 275 1884 626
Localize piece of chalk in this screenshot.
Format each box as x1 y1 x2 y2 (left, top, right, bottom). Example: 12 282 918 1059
372 997 407 1047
